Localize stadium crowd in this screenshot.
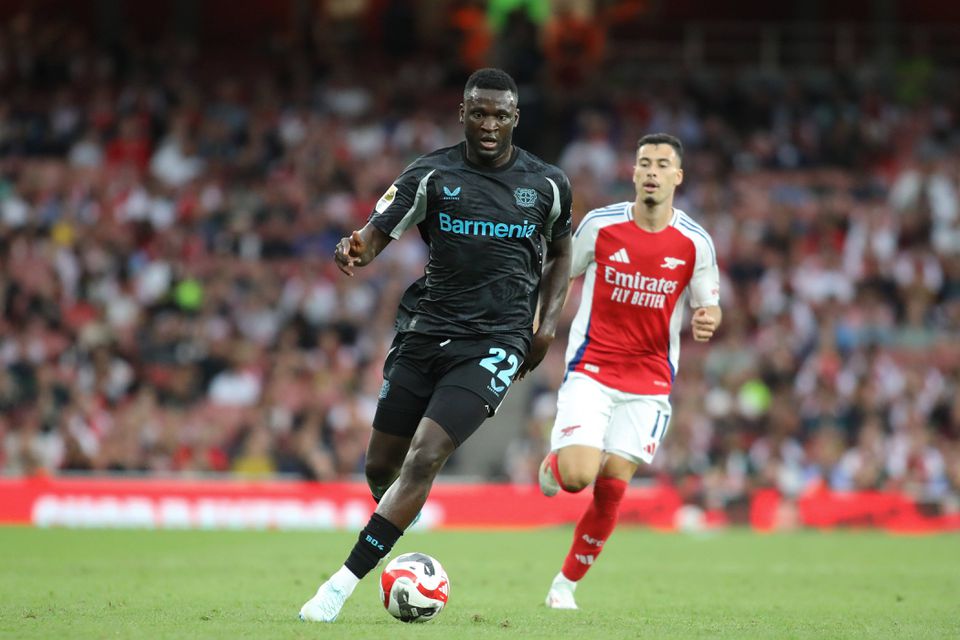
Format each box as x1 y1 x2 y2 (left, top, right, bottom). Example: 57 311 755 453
0 7 958 518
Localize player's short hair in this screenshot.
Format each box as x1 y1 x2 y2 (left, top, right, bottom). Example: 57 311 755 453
464 68 518 100
638 133 684 165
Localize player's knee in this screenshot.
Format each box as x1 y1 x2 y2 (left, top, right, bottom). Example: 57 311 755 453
560 472 593 493
557 454 599 492
404 442 451 483
364 458 398 487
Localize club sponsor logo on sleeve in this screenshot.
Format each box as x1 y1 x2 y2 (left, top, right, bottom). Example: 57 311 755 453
375 184 398 213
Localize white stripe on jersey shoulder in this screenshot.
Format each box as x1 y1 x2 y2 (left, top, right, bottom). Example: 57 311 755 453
544 177 562 241
388 169 436 239
673 208 710 234
671 208 717 264
573 201 631 237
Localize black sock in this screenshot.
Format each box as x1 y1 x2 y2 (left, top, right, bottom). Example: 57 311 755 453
344 513 403 579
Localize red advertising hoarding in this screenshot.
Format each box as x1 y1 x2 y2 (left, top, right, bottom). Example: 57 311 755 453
1 477 957 532
0 476 681 530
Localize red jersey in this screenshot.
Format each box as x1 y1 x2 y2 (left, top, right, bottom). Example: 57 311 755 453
564 202 720 394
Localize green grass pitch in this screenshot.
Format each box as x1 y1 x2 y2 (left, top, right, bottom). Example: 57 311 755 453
1 527 958 639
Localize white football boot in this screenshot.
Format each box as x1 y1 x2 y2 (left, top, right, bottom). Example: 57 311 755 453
299 578 352 622
538 452 560 497
544 572 578 610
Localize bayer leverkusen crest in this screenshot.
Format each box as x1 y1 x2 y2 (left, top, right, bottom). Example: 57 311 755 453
514 188 537 207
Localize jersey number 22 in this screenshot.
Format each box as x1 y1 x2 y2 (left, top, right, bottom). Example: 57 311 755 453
479 348 519 393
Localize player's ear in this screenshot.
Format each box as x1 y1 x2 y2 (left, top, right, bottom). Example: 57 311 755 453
458 103 465 124
514 109 519 128
675 167 683 186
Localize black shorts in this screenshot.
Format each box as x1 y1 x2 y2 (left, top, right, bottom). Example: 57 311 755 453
375 332 524 441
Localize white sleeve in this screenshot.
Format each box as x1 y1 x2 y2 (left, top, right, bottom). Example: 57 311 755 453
688 233 720 307
570 217 599 278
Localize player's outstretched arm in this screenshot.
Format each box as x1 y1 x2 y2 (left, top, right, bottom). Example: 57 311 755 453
691 306 722 342
334 223 392 276
518 234 572 380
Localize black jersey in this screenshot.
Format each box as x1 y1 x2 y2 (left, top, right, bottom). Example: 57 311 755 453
371 142 572 353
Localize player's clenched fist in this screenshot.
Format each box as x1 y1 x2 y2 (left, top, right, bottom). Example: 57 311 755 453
691 307 718 342
334 230 366 276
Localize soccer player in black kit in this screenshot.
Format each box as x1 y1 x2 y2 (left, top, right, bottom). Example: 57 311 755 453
299 68 573 622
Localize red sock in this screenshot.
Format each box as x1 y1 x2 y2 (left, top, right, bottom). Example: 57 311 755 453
561 476 627 581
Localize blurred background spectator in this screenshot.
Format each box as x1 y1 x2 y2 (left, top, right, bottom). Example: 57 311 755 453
0 0 958 521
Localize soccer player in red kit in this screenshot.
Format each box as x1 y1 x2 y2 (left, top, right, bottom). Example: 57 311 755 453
539 133 721 609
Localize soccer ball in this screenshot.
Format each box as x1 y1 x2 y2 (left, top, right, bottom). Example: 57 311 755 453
379 552 450 623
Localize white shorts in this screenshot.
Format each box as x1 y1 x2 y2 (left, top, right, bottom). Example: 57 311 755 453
550 372 672 465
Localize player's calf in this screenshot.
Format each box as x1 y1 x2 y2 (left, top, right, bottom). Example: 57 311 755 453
560 476 627 581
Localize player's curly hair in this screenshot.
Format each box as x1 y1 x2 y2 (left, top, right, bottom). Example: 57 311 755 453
464 68 518 99
638 133 684 165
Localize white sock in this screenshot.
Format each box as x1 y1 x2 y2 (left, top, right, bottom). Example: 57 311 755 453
553 571 577 591
326 565 360 596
